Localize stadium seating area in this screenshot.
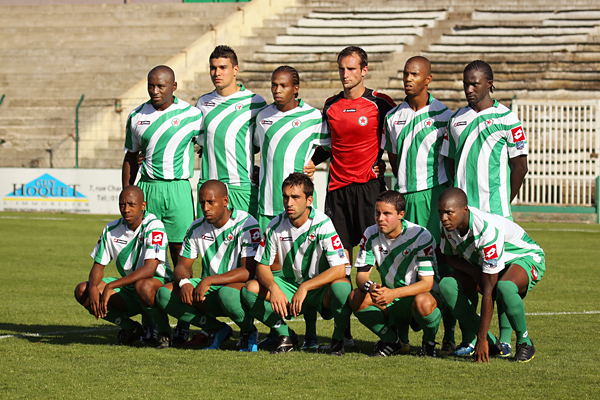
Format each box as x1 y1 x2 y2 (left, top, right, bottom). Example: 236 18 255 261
1 0 599 168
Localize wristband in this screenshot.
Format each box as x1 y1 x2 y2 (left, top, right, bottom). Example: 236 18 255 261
364 280 375 293
179 278 191 288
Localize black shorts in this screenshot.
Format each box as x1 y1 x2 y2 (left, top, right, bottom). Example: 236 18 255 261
325 178 383 250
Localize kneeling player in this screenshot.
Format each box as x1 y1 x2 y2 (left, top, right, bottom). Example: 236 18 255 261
74 186 172 347
155 180 261 351
242 173 352 355
350 190 442 357
437 187 545 363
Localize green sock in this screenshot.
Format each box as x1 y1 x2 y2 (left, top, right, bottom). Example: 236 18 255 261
141 313 154 328
143 306 171 333
496 301 513 344
240 288 289 336
218 286 254 333
442 307 456 343
354 306 397 343
395 324 409 344
304 307 318 338
155 287 223 331
497 280 532 345
330 281 352 340
439 277 496 345
414 307 442 343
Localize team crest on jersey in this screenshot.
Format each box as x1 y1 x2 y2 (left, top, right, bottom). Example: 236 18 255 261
249 228 261 243
424 118 434 128
226 233 234 241
261 119 273 125
113 238 127 245
308 233 316 242
235 103 243 111
358 116 368 126
137 121 150 126
151 232 164 246
403 249 411 256
453 121 467 127
485 119 493 127
201 234 215 242
171 118 181 127
483 244 498 261
292 119 301 128
424 245 434 257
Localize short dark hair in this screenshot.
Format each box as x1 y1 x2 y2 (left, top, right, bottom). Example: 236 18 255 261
210 45 238 67
282 173 314 199
464 60 495 93
272 66 300 98
337 46 368 69
376 190 406 213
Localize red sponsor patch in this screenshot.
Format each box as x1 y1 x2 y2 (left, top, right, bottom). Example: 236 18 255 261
511 125 525 142
359 235 367 251
331 234 342 250
259 233 267 248
151 231 164 246
443 127 448 141
424 245 433 257
249 228 261 243
483 244 498 260
531 266 538 280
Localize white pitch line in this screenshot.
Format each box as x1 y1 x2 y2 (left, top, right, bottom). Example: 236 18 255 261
0 215 114 222
1 311 598 340
526 228 600 233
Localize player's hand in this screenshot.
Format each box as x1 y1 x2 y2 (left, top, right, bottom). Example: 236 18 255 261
251 166 260 185
99 285 116 318
290 285 307 317
137 153 146 166
303 160 316 179
268 285 289 319
371 285 395 307
88 285 102 319
180 281 194 306
474 339 490 363
373 159 386 177
193 279 211 304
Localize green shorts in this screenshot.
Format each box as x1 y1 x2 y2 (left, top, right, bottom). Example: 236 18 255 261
103 276 167 316
273 275 332 319
138 177 194 243
509 256 545 296
385 291 442 326
198 182 258 219
189 279 227 319
403 182 449 243
257 213 276 233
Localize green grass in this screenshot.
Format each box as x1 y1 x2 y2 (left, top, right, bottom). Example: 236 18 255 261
1 212 599 399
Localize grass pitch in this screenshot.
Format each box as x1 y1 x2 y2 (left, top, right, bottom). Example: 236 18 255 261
1 212 599 399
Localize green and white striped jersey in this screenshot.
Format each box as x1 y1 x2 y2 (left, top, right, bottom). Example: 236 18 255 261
383 94 452 193
180 209 260 278
256 208 349 284
195 85 267 186
253 100 330 216
440 207 544 275
91 212 172 280
355 219 438 290
124 97 202 181
441 100 527 218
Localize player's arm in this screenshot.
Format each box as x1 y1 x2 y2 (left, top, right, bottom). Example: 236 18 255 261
474 271 499 363
290 263 347 317
445 255 483 288
87 262 106 319
122 151 140 188
509 155 528 202
387 151 398 177
256 261 289 318
371 275 434 308
311 146 332 167
173 256 195 305
100 258 159 316
194 257 257 303
355 265 374 292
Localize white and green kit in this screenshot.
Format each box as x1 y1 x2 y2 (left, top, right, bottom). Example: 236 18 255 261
441 100 527 219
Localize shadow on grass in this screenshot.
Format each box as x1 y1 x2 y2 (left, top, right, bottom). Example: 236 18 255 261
0 322 118 345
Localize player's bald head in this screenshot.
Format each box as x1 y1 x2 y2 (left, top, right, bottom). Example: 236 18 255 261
200 180 228 199
405 56 431 76
120 185 144 202
438 187 468 210
148 65 175 84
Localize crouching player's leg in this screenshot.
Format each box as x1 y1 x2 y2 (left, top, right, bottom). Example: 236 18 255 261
218 283 258 352
75 277 145 346
412 292 442 357
135 277 172 348
496 257 545 363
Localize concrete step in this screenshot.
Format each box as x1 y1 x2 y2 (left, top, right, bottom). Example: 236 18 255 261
427 43 580 53
437 34 592 45
295 17 441 28
449 26 598 36
262 44 404 54
472 10 600 21
286 26 425 36
272 35 416 46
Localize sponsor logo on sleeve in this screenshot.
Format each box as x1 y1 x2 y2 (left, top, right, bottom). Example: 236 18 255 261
151 231 164 246
259 233 266 248
424 245 434 257
484 244 498 260
511 126 525 149
443 127 449 140
359 235 367 251
358 116 368 126
331 234 342 250
250 228 261 243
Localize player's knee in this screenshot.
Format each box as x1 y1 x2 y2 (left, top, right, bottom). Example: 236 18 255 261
135 279 155 307
413 293 437 317
438 276 458 301
244 279 260 294
496 280 518 301
74 281 88 304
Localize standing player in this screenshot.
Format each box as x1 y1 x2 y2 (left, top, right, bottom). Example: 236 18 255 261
313 46 396 263
350 190 442 357
437 187 544 363
441 60 529 355
382 56 455 353
442 60 528 220
241 173 352 355
122 65 201 344
74 186 173 347
155 180 261 351
195 45 267 217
